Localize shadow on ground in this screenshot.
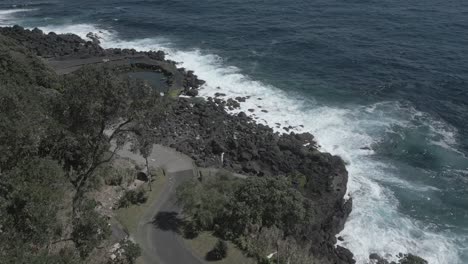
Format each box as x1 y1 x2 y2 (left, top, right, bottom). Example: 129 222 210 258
152 211 202 240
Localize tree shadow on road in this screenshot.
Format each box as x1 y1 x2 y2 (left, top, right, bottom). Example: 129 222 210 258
152 211 185 234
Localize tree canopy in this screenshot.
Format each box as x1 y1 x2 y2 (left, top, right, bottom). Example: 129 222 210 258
176 173 317 263
0 31 167 263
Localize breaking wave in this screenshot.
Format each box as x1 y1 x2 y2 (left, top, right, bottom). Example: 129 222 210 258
32 23 467 264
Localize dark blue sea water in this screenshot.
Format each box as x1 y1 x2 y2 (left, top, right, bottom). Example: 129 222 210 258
1 1 467 263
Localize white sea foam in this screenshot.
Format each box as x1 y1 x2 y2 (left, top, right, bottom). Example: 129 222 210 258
36 23 464 264
0 8 36 26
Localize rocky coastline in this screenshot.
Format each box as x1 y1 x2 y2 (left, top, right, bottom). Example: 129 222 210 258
1 26 354 264
154 97 354 263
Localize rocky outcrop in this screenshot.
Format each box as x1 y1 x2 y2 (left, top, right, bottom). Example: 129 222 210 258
0 26 354 263
0 26 205 95
369 253 428 264
0 26 105 58
151 97 354 263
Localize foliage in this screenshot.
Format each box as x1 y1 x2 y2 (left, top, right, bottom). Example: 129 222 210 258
118 188 148 208
41 65 168 197
0 34 58 88
2 247 82 264
0 84 52 170
206 239 228 261
0 158 66 249
0 29 168 262
177 175 241 231
71 199 111 258
119 239 142 264
223 176 307 238
177 175 313 261
244 226 316 264
107 239 141 264
98 165 135 186
105 170 125 186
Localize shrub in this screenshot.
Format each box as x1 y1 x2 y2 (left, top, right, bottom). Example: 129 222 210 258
120 239 141 264
118 188 147 208
183 222 199 239
105 172 124 186
206 239 228 261
72 200 111 258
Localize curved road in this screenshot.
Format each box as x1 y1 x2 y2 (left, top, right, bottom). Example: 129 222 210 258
117 143 204 264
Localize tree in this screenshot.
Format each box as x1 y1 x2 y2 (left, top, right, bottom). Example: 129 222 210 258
42 66 168 212
118 188 147 208
0 33 170 263
206 239 228 261
1 246 82 264
177 175 316 262
222 176 307 238
0 84 51 171
0 34 58 89
0 158 68 262
118 239 142 264
71 199 110 258
177 176 239 231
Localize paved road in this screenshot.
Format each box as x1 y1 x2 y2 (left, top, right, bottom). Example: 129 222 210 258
117 143 204 264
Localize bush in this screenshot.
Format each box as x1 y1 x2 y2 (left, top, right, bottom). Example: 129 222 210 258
183 222 199 239
120 239 141 264
206 239 228 261
72 200 111 258
105 171 124 186
98 166 135 186
118 188 147 208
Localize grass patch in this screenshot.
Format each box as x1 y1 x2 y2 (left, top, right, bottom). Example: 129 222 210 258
184 232 255 264
167 88 183 98
115 169 166 235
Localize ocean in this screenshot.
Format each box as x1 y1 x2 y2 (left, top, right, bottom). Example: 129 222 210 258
1 0 467 263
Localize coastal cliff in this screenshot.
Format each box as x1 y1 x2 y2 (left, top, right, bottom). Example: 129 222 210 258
0 26 353 264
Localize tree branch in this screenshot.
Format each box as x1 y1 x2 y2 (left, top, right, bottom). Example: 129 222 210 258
108 118 133 142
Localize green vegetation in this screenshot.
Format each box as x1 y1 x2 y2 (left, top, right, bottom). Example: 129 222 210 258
206 239 228 261
118 188 148 208
72 199 111 258
176 173 317 263
167 88 183 98
0 29 430 264
184 232 255 264
115 171 166 235
112 239 142 264
0 34 58 89
0 32 168 263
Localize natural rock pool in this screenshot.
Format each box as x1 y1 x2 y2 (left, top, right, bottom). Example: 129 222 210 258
125 71 168 93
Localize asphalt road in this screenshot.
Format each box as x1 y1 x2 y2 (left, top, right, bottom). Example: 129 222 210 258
117 143 204 264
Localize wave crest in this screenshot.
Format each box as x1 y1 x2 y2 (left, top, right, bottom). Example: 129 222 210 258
33 23 466 264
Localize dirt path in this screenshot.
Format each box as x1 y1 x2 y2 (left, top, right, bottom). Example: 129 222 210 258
117 143 204 264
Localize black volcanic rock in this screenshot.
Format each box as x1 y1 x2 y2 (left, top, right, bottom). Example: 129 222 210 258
86 32 101 45
0 26 105 58
151 97 353 263
0 26 354 264
235 96 246 102
186 89 199 97
1 25 206 98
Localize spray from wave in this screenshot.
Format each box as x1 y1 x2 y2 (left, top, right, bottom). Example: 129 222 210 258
33 23 465 263
0 8 37 26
